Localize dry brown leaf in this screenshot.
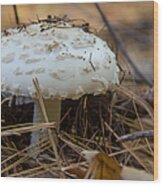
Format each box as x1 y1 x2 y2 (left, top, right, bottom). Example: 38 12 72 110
82 150 153 180
61 162 87 179
82 151 122 180
64 167 86 179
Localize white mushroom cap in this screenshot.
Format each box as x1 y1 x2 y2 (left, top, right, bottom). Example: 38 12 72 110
1 21 119 100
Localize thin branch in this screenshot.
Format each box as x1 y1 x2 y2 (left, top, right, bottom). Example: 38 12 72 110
13 5 19 25
117 130 154 142
89 53 96 71
104 122 150 173
1 122 56 137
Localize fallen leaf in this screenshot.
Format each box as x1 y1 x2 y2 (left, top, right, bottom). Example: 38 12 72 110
82 150 153 180
82 151 122 179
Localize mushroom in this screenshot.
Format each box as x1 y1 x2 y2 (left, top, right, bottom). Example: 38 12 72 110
1 19 119 150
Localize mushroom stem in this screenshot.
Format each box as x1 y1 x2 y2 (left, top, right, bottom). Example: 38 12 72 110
30 99 61 151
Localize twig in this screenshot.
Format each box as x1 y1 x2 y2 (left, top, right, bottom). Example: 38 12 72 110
1 122 56 137
117 130 154 142
109 144 153 157
2 141 50 174
104 122 150 173
116 85 154 120
58 132 86 155
132 100 154 155
13 5 19 25
2 137 49 165
89 53 96 71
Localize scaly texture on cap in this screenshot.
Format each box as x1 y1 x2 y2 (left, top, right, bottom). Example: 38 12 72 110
1 21 119 100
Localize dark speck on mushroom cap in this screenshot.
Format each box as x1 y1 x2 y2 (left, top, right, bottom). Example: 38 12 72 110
1 21 119 100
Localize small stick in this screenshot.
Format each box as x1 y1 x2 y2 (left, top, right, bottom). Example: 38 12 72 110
116 85 154 120
104 122 150 173
2 141 50 174
58 133 85 155
36 14 40 23
116 130 154 142
89 53 96 71
2 137 49 165
1 122 56 137
13 5 19 25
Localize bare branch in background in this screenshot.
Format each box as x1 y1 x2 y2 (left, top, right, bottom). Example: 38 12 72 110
95 3 153 87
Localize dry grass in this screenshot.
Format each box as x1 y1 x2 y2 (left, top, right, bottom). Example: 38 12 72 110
1 79 154 178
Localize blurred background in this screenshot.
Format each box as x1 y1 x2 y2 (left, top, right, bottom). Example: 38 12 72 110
1 2 154 87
